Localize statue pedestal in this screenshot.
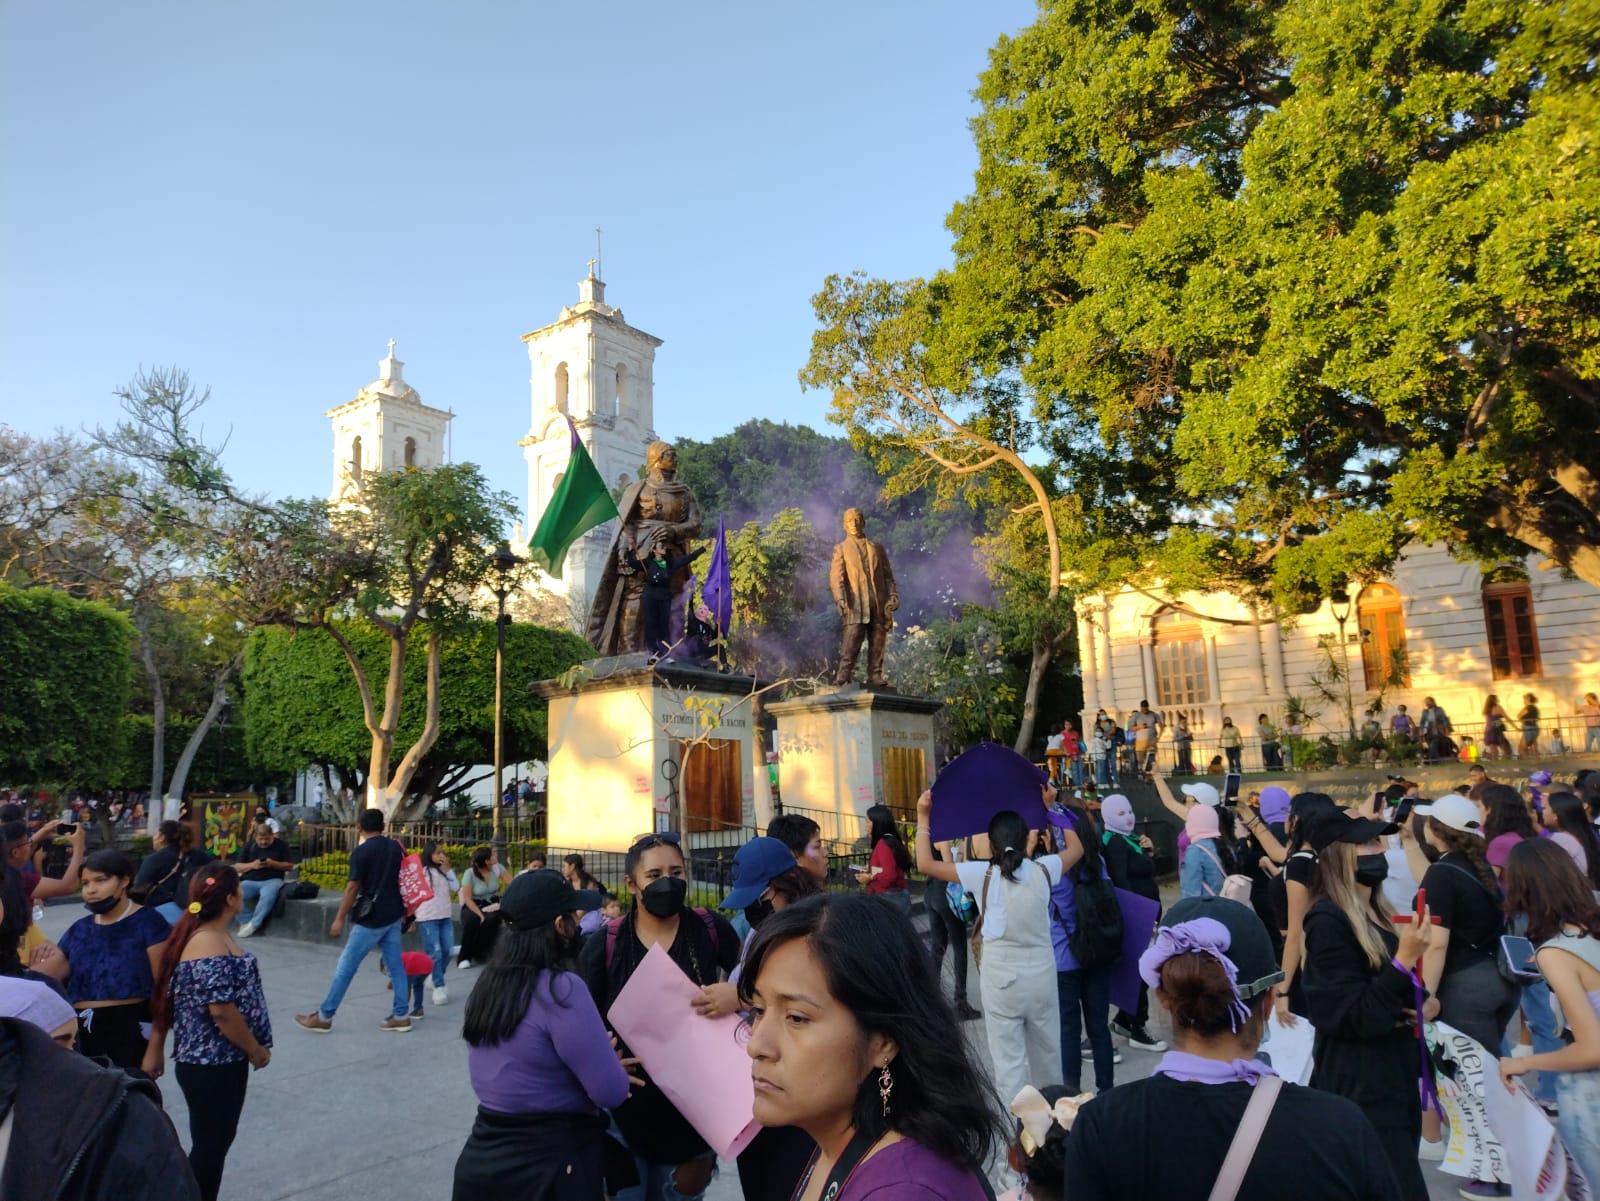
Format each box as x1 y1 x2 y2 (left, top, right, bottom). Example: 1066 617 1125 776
533 655 768 852
766 688 942 845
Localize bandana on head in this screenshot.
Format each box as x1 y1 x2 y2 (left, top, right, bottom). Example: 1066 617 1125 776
1138 916 1251 1032
1101 794 1136 835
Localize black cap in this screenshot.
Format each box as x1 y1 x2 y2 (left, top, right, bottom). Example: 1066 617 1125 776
1160 896 1284 999
499 869 602 932
1306 812 1398 852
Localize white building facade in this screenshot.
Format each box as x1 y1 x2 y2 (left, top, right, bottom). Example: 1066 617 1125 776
1078 542 1600 765
325 342 453 502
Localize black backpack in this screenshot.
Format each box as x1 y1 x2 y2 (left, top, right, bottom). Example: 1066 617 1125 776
1066 865 1125 971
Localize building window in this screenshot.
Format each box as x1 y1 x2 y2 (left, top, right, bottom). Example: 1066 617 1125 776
614 361 627 417
553 362 569 414
403 436 416 468
1483 582 1541 678
1153 610 1210 706
1357 583 1410 689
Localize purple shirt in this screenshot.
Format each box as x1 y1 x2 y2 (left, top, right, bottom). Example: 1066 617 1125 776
467 969 629 1116
839 1139 988 1201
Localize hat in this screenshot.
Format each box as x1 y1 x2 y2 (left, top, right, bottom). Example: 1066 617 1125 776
1306 812 1398 852
0 976 77 1037
1185 804 1221 842
1257 786 1291 827
1180 781 1221 807
1414 794 1483 835
1158 897 1285 1000
1101 794 1136 835
498 869 602 932
721 837 799 910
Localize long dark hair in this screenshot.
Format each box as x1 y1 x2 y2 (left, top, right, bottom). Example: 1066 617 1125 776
150 863 236 1035
158 820 193 854
1551 794 1600 891
562 853 603 892
470 845 496 878
865 806 911 873
420 840 451 885
989 810 1029 882
1481 784 1536 842
461 919 578 1046
0 866 29 972
737 893 1002 1171
1428 820 1500 894
1062 805 1104 880
1286 793 1336 856
1502 838 1600 944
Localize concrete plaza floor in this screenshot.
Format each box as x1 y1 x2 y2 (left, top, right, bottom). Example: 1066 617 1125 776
39 899 1461 1201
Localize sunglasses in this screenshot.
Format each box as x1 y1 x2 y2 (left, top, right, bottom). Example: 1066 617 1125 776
628 832 682 855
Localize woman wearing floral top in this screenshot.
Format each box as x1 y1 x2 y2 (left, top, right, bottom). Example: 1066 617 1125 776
143 864 273 1201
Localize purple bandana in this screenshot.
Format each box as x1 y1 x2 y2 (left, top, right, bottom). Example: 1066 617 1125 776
1137 916 1251 1032
1154 1050 1279 1085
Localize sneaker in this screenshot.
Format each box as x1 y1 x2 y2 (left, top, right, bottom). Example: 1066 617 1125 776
410 1008 425 1019
1418 1137 1446 1162
235 922 256 939
294 1012 333 1033
458 960 473 970
432 985 448 1006
1458 1183 1511 1198
379 1016 412 1033
1124 1026 1167 1053
1081 1037 1122 1065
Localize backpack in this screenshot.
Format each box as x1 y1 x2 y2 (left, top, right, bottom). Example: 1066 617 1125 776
604 908 721 971
1066 866 1124 971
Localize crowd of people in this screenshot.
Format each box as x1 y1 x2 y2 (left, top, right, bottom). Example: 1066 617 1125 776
6 760 1600 1201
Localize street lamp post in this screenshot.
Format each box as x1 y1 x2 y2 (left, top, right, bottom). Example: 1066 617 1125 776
1329 588 1356 740
487 545 525 851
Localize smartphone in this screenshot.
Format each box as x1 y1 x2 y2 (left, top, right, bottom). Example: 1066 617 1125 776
56 822 77 835
1223 772 1241 802
1499 935 1541 982
1393 797 1416 826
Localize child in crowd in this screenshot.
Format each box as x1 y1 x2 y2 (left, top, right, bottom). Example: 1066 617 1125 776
1003 1085 1090 1201
381 951 434 1019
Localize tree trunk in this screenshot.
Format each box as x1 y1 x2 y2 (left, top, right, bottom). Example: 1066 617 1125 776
136 615 167 837
168 655 240 803
380 630 445 820
1012 635 1055 756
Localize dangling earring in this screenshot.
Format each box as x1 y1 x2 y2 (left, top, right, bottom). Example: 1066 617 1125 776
878 1062 894 1116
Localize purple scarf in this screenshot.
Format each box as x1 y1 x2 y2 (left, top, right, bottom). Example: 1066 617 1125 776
1155 1050 1279 1085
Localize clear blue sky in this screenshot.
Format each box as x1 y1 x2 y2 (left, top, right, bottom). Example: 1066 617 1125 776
1 1 1037 512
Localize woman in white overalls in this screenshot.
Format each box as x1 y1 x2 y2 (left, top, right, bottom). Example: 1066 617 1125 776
917 787 1081 1107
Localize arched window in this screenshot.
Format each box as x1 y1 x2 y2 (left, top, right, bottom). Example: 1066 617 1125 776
1153 609 1209 706
553 362 569 414
614 361 627 417
349 435 362 479
1483 581 1541 678
403 436 416 468
1357 583 1410 689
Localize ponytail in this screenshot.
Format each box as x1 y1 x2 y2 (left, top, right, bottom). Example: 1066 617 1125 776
988 811 1029 883
150 862 238 1037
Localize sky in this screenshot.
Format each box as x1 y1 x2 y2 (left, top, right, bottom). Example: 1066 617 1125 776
1 1 1038 516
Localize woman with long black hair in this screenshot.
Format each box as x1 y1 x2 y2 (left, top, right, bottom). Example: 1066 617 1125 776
916 786 1076 1109
855 805 911 912
458 845 506 969
1268 792 1340 1025
130 820 207 925
579 833 740 1201
453 869 633 1201
1547 792 1600 892
739 892 1002 1200
1050 803 1117 1094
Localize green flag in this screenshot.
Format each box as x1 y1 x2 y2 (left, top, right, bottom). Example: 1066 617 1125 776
526 420 618 578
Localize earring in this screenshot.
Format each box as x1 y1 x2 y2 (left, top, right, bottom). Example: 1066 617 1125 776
879 1063 894 1116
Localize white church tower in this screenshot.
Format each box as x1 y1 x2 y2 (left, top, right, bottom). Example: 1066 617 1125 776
326 342 454 502
517 265 659 607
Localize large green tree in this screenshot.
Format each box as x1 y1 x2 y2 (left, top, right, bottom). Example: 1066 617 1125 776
0 583 132 784
243 620 590 817
811 0 1600 623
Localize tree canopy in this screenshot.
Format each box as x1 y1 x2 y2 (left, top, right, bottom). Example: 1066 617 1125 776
811 0 1600 614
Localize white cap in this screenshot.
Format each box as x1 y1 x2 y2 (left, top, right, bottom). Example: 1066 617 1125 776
1180 781 1221 807
1413 794 1483 835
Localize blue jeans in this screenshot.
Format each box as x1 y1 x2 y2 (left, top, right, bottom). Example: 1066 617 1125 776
416 918 453 987
1224 746 1242 773
317 918 408 1021
1522 979 1562 1104
238 878 283 929
405 975 426 1012
1058 965 1115 1093
1096 756 1113 787
1556 1069 1600 1193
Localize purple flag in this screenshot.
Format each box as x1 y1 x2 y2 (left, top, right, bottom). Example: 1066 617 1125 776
928 742 1049 842
1108 888 1162 1013
702 516 732 635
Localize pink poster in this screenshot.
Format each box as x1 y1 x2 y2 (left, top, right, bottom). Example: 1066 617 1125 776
607 943 762 1158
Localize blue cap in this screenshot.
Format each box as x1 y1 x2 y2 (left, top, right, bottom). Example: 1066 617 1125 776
721 837 799 911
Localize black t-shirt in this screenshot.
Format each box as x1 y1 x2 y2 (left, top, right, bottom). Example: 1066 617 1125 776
348 836 404 928
1268 849 1317 934
1420 854 1504 977
1101 833 1160 902
1063 1075 1401 1201
238 838 293 881
579 908 742 1164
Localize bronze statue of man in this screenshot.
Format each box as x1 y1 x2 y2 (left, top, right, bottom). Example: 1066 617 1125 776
587 441 702 656
830 508 898 688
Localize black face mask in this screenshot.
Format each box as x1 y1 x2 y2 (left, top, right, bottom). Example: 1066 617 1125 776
640 876 688 919
84 894 123 915
744 897 774 929
1355 854 1389 888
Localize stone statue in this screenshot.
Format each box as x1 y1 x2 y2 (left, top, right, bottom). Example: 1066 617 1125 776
587 440 702 656
830 508 898 688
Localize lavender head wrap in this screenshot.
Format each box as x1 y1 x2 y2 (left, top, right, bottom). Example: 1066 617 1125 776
1137 916 1251 1032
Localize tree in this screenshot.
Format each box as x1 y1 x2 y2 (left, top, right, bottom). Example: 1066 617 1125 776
242 619 591 817
0 584 131 785
926 0 1599 606
708 507 833 678
885 610 1025 747
234 463 523 819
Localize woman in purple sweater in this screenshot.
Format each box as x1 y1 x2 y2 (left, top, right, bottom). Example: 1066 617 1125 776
452 870 640 1201
739 892 1001 1201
